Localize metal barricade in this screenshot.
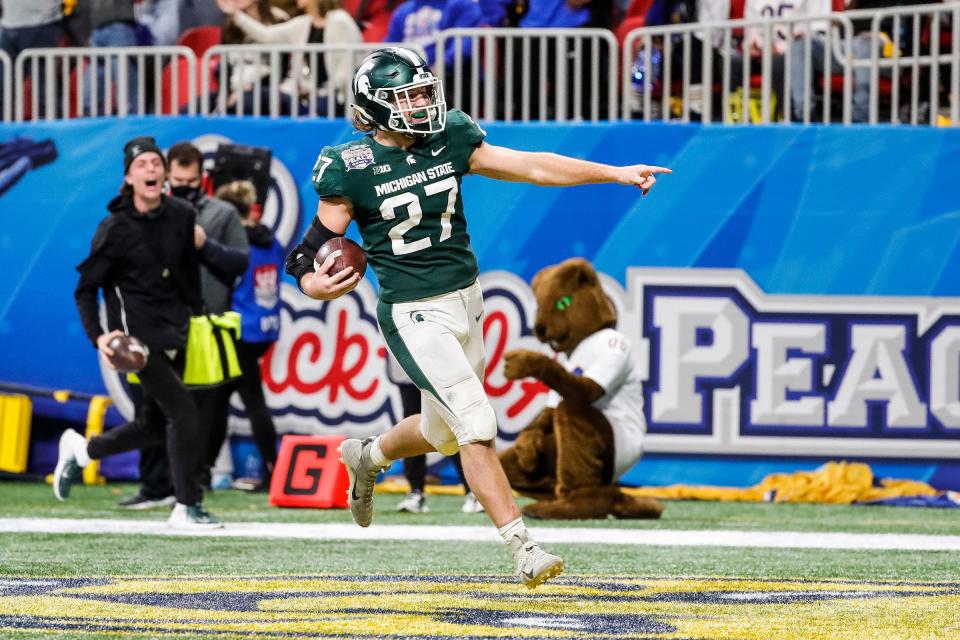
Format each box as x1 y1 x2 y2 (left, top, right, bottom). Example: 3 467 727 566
13 46 196 121
0 49 12 123
848 3 959 126
622 14 855 125
436 28 618 122
200 42 424 119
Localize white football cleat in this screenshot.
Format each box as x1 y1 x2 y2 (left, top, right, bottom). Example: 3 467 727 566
339 437 382 527
461 492 485 513
396 491 429 513
53 429 89 501
507 530 564 589
168 503 223 530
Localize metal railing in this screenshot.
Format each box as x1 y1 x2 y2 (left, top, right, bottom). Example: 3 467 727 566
436 28 619 122
850 2 960 125
621 14 856 124
2 6 955 127
200 42 420 118
13 46 195 121
0 50 11 123
622 3 958 126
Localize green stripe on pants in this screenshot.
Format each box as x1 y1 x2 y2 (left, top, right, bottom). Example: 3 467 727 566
376 299 451 413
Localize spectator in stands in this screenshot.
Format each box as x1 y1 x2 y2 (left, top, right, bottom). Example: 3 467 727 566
61 136 221 530
477 0 525 27
215 179 283 491
789 0 928 123
508 0 614 119
84 1 144 117
386 0 484 108
387 0 484 67
639 0 731 120
0 0 63 118
210 0 291 114
351 0 404 41
216 0 363 115
723 0 799 121
181 0 228 34
271 0 305 16
138 0 182 46
521 0 613 29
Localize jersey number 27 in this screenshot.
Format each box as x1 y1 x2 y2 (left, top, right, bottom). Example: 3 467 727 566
379 177 458 256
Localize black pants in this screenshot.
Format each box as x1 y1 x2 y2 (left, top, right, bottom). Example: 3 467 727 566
398 383 470 494
234 340 278 475
87 351 202 506
137 339 280 494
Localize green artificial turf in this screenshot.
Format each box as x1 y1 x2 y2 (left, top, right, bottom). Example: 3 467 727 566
0 480 958 581
4 481 960 534
2 533 958 581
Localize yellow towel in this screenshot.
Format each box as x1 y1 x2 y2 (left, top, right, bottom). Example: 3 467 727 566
623 461 939 504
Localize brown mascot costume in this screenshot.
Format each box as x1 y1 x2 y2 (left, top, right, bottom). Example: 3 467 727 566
499 258 663 520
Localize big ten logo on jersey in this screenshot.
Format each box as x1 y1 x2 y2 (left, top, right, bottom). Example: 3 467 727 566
635 268 960 458
258 280 402 437
191 134 303 253
478 271 629 445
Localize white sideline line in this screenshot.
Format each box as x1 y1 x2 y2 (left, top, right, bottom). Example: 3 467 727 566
2 517 960 551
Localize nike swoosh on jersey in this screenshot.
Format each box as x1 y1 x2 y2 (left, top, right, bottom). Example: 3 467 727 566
431 146 447 156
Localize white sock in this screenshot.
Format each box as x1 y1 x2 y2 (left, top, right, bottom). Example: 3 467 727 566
76 439 92 468
368 436 392 469
498 517 526 544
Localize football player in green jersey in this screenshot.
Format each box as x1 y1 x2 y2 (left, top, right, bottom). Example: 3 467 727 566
286 46 670 588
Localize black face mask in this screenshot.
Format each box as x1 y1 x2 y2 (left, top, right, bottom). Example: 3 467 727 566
170 185 201 203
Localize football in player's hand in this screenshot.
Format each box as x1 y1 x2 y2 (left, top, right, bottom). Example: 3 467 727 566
314 237 367 279
107 334 149 373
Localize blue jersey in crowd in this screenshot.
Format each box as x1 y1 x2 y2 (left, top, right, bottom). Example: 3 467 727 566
231 224 283 343
386 0 484 67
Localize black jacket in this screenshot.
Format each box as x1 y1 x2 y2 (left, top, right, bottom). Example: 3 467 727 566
75 194 203 351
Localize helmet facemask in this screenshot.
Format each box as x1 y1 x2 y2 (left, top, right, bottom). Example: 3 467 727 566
355 76 446 136
383 75 446 135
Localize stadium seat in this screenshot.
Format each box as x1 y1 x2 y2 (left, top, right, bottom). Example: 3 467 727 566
161 57 219 115
616 16 647 50
625 0 654 20
177 26 222 59
21 77 32 121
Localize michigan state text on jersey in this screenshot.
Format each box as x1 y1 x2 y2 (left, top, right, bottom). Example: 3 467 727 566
312 108 485 303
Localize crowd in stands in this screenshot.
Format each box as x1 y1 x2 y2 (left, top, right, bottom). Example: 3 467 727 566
0 0 955 122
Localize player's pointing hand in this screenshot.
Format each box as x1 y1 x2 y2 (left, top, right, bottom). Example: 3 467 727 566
617 165 672 196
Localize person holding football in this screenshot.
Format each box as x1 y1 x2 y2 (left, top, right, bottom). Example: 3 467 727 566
286 47 670 588
55 136 222 530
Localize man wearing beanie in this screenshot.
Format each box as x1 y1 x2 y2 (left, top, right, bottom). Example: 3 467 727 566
118 140 251 507
55 136 223 530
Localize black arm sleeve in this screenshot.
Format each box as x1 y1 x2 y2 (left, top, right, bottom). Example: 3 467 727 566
74 222 113 348
200 236 250 279
284 216 344 292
